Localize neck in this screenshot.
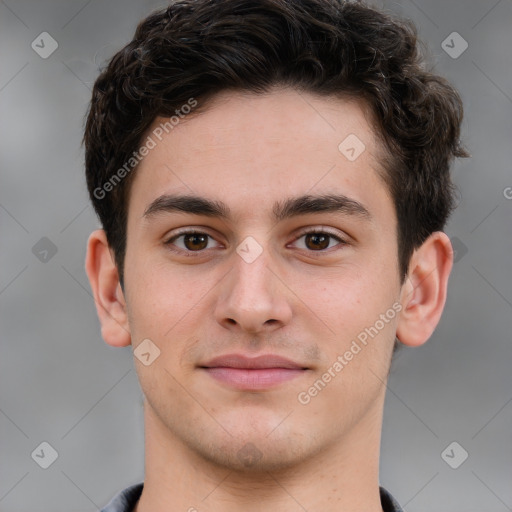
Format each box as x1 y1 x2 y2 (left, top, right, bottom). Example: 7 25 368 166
134 397 385 512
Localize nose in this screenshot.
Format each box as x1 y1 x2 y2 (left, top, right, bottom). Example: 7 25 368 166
214 244 293 335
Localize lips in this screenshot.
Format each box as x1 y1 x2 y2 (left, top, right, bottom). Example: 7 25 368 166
201 354 307 370
199 354 308 390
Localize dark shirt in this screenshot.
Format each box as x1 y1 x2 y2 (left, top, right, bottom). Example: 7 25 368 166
100 482 405 511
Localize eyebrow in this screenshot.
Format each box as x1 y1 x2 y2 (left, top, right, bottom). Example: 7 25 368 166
143 193 372 223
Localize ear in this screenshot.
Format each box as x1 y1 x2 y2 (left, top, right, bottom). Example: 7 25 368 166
396 231 453 347
85 229 131 347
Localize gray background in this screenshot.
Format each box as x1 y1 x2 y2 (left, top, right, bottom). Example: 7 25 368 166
1 0 511 510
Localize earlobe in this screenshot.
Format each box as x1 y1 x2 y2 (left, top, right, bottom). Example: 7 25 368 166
85 229 131 347
396 231 453 347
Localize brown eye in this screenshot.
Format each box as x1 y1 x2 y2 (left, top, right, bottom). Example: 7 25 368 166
304 233 330 250
165 231 220 254
183 233 209 251
291 230 347 252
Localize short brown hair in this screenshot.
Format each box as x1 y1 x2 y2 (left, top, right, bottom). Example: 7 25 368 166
84 0 468 287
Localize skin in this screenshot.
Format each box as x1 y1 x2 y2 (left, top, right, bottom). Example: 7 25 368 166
86 87 453 512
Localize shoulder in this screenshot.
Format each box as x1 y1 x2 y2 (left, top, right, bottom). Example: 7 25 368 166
380 486 405 512
100 482 144 512
99 483 401 511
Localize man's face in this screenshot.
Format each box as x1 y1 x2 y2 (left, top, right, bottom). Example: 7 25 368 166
123 88 403 471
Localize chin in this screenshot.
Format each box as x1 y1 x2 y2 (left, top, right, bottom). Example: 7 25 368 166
186 421 319 474
197 439 308 474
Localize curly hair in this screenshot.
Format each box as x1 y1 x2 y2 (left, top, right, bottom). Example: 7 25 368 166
84 0 468 288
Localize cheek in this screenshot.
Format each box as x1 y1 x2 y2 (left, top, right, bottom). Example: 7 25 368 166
292 252 399 361
298 264 396 328
126 248 191 317
124 255 220 361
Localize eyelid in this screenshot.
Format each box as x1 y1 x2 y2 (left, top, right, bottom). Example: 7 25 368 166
164 227 217 241
289 226 348 249
294 226 347 239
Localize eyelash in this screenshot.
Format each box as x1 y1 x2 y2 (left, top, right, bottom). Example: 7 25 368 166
163 228 348 257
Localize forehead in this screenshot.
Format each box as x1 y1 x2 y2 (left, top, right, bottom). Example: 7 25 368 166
128 88 394 228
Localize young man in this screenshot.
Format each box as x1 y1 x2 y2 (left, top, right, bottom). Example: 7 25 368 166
84 0 467 510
